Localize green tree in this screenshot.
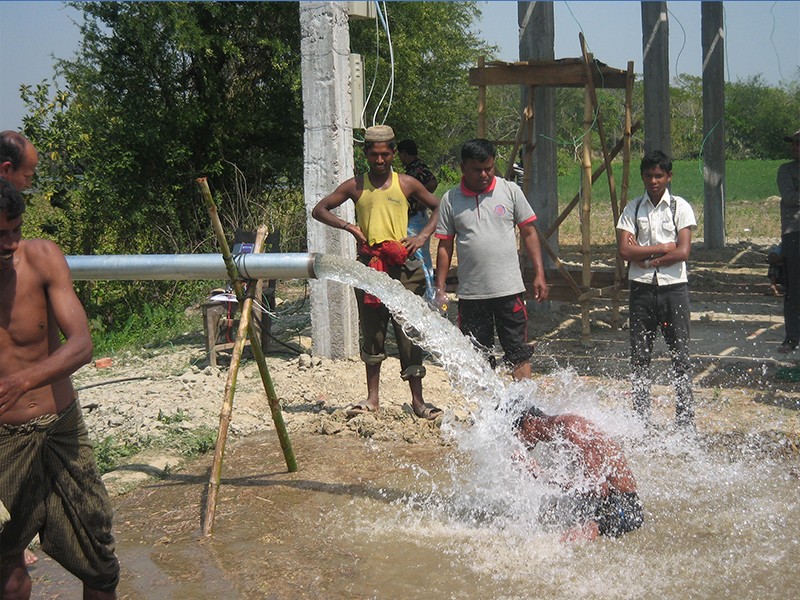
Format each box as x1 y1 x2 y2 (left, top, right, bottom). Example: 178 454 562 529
670 74 703 160
24 1 302 257
22 1 304 329
726 73 800 159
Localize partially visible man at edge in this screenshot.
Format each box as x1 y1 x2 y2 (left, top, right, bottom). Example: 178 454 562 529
0 131 39 192
776 128 800 353
312 125 443 420
1 130 42 569
0 162 120 596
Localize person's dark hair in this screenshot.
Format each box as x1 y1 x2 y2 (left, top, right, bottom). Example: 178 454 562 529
461 138 496 163
364 139 396 153
512 405 546 431
397 139 418 155
640 150 672 175
0 177 26 219
0 130 28 170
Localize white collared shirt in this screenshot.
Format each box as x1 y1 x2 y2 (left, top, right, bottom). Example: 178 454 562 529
617 191 697 285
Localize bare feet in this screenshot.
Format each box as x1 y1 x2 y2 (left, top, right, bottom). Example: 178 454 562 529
24 548 38 566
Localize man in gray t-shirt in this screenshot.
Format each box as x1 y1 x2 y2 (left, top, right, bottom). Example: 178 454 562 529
434 139 547 379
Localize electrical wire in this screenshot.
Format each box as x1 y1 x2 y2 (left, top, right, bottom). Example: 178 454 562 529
667 7 687 80
768 2 785 82
360 2 382 134
371 1 395 126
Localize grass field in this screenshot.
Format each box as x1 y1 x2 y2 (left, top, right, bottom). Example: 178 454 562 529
555 159 784 245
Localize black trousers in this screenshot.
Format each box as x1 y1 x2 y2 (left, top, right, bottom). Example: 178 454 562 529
629 280 694 423
782 231 800 345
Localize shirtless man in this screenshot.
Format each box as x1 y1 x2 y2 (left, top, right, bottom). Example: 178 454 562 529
0 131 41 569
513 406 644 542
0 178 119 599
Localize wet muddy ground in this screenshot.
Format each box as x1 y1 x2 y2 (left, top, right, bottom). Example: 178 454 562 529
26 239 800 598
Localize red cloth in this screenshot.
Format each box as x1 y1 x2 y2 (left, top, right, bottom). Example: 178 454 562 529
358 240 409 307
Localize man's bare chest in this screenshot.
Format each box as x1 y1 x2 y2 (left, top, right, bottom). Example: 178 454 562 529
0 271 49 349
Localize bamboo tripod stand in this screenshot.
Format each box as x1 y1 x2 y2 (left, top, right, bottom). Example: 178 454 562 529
196 177 297 536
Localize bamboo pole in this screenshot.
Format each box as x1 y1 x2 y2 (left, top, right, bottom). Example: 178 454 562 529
579 35 620 228
544 121 641 240
522 87 535 197
197 178 297 476
202 226 266 536
477 56 486 137
503 113 530 181
612 61 636 329
580 70 594 341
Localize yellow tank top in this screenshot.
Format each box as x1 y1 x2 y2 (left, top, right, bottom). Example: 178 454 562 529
355 171 409 246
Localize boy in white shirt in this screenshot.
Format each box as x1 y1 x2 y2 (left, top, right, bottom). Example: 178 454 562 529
616 151 697 428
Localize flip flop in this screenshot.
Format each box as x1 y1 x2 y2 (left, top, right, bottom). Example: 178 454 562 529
346 403 379 418
414 405 443 421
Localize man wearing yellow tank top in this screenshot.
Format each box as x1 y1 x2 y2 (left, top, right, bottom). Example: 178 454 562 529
312 125 443 420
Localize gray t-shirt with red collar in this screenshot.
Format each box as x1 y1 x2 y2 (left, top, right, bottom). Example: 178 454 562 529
435 176 536 300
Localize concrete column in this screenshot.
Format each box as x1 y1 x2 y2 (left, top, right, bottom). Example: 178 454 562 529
300 2 359 358
518 1 557 253
641 1 671 157
702 1 726 249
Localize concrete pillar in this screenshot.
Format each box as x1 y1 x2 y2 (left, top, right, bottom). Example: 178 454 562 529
300 2 359 358
641 1 671 157
518 1 558 253
702 1 726 249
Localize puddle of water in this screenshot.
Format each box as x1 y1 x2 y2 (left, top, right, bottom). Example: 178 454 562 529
30 429 796 599
29 257 800 598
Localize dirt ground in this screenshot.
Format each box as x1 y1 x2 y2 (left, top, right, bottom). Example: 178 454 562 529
26 238 800 598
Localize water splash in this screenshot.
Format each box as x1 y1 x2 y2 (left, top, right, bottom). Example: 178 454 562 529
313 255 800 598
314 256 610 522
314 255 507 410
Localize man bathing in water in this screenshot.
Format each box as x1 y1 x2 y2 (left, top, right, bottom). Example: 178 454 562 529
513 406 644 542
0 178 119 599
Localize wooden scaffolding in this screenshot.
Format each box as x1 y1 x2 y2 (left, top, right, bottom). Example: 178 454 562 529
468 36 637 342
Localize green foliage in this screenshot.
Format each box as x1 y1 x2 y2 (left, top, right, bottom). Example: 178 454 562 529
558 159 783 205
556 159 784 244
90 298 203 357
93 436 139 475
725 73 800 159
157 426 218 458
23 1 303 258
92 424 217 476
157 409 188 424
21 1 306 337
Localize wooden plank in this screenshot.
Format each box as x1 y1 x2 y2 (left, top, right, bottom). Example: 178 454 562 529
468 59 629 89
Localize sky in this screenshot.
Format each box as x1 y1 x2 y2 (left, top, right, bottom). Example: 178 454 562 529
1 1 798 131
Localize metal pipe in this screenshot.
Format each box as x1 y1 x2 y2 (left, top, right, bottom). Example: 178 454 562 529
66 253 318 281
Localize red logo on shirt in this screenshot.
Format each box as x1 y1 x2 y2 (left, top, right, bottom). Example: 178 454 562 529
494 205 507 217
